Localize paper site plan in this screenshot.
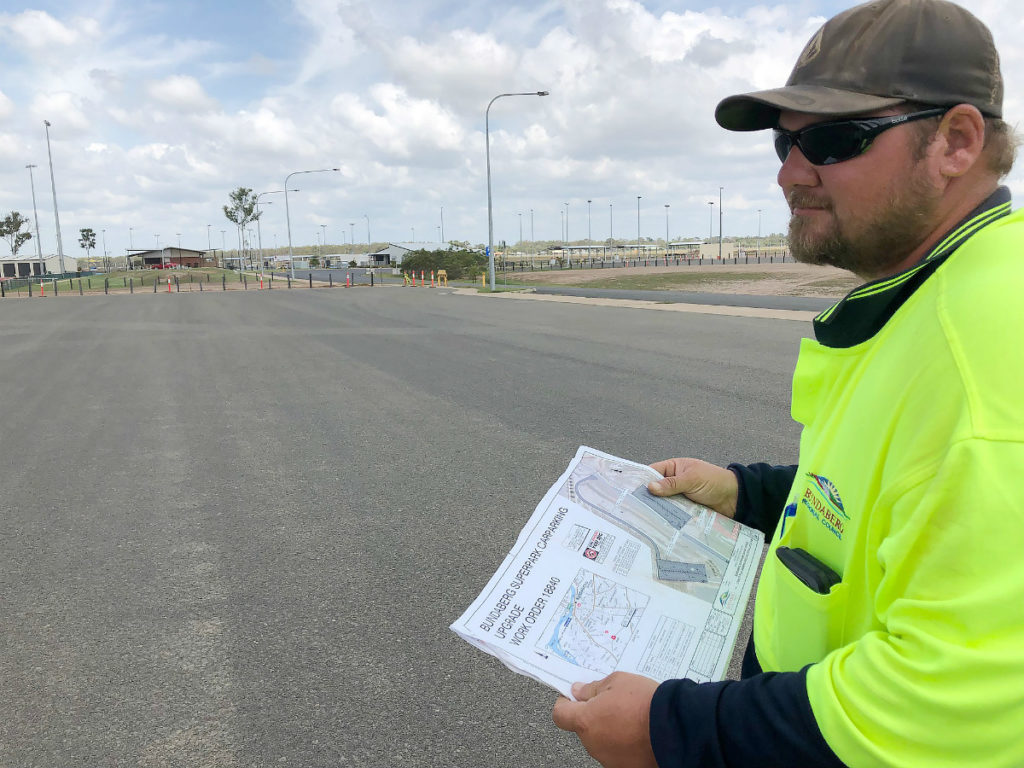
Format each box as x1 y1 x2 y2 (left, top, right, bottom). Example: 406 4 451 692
451 446 764 698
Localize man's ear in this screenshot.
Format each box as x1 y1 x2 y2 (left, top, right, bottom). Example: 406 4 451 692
935 104 986 178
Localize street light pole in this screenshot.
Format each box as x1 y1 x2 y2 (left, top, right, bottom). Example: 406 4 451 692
486 90 549 291
636 196 642 260
708 201 714 241
25 164 43 276
609 203 614 241
757 208 762 254
43 121 65 274
664 204 670 257
564 202 569 245
364 214 370 246
285 167 339 278
102 229 107 269
719 186 724 261
587 199 592 244
350 222 355 246
440 206 444 243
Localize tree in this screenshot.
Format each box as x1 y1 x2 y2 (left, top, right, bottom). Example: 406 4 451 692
78 228 97 259
223 188 261 269
1 211 32 257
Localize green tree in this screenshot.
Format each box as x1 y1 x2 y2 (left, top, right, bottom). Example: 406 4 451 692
223 188 261 268
399 249 487 280
1 211 32 257
78 227 97 258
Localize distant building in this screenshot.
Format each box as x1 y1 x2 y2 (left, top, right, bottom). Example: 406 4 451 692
0 253 79 278
130 247 212 269
367 242 454 267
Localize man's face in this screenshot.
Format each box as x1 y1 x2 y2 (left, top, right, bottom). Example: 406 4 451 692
777 109 942 280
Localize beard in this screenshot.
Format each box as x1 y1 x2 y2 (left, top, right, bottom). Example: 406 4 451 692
788 164 941 279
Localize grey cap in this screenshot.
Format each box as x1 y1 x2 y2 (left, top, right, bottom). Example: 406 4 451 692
715 0 1003 131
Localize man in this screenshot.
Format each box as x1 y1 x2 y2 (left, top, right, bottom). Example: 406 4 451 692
552 0 1024 766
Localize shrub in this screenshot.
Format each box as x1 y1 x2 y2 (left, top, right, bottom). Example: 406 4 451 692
399 249 486 280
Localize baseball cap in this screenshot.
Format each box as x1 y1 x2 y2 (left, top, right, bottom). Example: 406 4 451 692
715 0 1003 131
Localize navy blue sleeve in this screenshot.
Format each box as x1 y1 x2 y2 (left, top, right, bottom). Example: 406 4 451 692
727 463 798 536
649 669 846 768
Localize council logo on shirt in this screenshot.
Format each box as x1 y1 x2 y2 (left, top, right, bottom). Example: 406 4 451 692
801 472 849 541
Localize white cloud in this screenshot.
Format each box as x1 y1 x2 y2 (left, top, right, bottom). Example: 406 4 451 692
146 75 218 113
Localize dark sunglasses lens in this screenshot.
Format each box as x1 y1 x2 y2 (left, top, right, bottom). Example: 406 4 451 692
773 131 794 163
800 123 866 165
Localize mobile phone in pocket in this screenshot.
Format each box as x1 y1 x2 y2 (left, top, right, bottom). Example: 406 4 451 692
775 546 841 594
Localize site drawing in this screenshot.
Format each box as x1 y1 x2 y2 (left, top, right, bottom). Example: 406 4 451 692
560 452 740 604
539 568 649 675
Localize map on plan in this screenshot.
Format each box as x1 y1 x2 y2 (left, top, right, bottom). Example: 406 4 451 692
538 568 649 675
560 453 740 604
450 446 763 698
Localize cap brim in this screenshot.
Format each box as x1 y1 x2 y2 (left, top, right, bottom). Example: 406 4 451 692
715 85 907 131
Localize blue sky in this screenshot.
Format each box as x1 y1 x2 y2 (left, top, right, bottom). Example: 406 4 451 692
1 0 1021 259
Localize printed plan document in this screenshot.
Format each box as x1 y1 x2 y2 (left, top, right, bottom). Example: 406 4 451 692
450 446 764 698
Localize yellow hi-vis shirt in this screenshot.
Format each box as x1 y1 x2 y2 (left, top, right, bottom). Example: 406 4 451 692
753 201 1024 767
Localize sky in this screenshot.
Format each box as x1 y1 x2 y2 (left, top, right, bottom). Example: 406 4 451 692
1 0 1022 259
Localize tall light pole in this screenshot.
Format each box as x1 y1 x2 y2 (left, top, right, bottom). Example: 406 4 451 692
664 204 670 257
440 206 445 243
757 208 762 253
285 167 339 278
636 196 642 259
349 222 355 245
518 212 523 251
25 164 43 276
43 120 65 274
486 90 549 290
255 189 294 271
102 229 107 269
321 224 327 252
364 214 370 246
587 199 592 244
560 210 564 244
564 202 569 245
609 203 614 241
707 201 714 241
719 186 724 261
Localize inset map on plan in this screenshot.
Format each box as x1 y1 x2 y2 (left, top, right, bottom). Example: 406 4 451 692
538 568 649 675
559 452 740 603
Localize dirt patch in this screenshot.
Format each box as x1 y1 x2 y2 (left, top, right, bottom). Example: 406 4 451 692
504 262 862 298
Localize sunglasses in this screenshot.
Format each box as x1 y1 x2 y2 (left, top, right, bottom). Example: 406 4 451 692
773 107 949 166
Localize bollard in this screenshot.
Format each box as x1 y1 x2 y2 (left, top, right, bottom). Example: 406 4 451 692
40 281 44 297
430 270 435 287
199 279 203 292
309 273 313 289
1 282 4 298
54 280 58 296
243 275 247 290
153 277 158 293
260 276 263 289
287 275 291 289
68 278 72 291
370 271 374 287
104 278 109 295
28 282 32 297
130 278 134 294
346 273 350 287
124 277 127 287
222 274 226 291
329 273 333 288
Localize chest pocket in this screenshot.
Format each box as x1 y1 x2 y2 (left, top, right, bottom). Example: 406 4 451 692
764 548 848 671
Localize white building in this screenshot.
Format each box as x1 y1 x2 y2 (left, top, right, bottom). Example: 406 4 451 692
366 242 454 267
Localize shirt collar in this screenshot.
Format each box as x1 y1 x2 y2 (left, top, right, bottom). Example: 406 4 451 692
812 186 1013 349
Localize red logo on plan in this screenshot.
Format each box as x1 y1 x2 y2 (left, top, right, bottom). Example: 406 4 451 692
583 548 599 560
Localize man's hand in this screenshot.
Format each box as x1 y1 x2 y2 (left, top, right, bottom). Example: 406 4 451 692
647 457 738 518
552 672 660 768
